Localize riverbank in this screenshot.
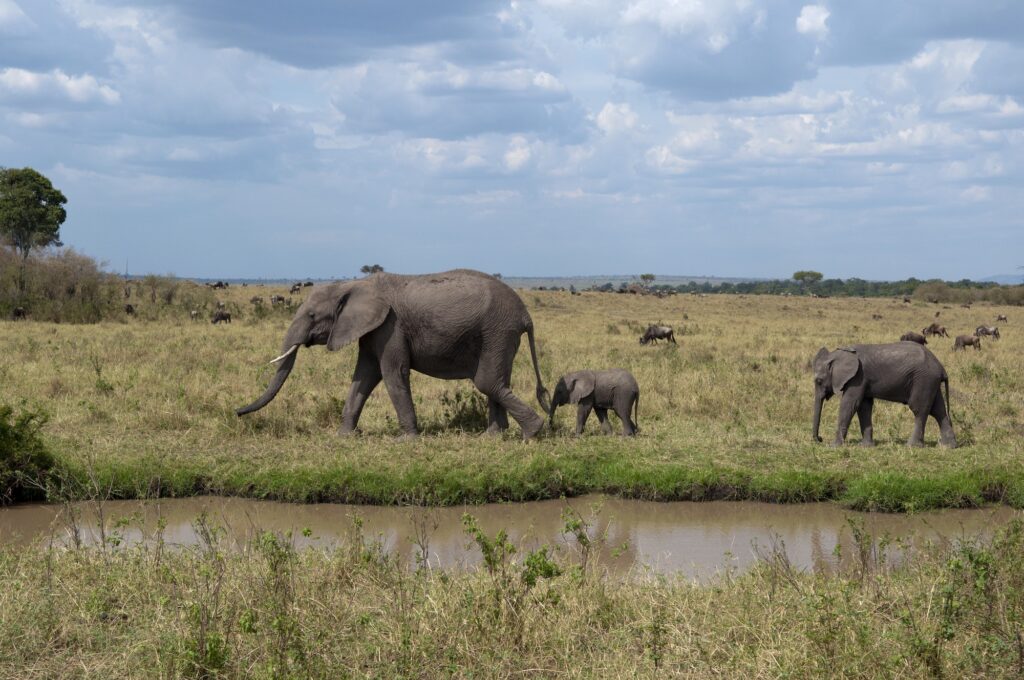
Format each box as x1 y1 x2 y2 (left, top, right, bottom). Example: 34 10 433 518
2 507 1023 678
4 288 1022 512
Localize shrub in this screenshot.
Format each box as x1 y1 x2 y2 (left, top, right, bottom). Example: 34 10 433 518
0 403 55 504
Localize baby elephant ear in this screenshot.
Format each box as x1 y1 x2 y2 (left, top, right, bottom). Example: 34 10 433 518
327 285 390 351
828 352 860 394
569 373 595 404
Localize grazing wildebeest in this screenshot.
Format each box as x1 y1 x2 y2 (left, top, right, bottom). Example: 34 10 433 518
871 314 883 320
953 335 981 351
922 323 948 338
639 325 676 345
270 294 286 306
996 314 1008 323
11 306 27 320
975 326 1000 340
212 310 232 324
900 331 927 345
124 303 135 316
290 283 302 294
249 296 264 305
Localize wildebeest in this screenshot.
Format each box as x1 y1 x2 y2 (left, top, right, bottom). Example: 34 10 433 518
996 314 1008 322
871 313 883 320
11 306 26 320
922 323 948 338
975 326 1000 340
124 303 135 316
953 335 981 351
900 331 927 345
639 325 676 345
270 294 286 306
189 309 200 321
211 310 232 324
249 296 264 305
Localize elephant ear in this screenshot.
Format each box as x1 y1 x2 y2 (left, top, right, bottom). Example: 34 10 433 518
327 285 390 351
568 373 595 404
828 350 860 394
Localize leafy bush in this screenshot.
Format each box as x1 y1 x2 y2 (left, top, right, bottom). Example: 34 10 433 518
0 403 55 504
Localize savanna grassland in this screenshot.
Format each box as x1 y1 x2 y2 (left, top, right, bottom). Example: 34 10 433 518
5 282 1024 679
2 282 1023 511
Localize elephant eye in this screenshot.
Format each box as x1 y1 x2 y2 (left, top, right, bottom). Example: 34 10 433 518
308 311 315 318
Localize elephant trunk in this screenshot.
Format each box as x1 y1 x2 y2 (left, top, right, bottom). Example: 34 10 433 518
236 347 298 416
812 392 824 443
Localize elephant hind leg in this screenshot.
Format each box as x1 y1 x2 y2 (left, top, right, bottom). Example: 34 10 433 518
474 345 544 440
930 392 957 448
594 407 612 435
487 398 509 434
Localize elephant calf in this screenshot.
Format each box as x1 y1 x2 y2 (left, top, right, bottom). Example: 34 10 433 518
549 369 639 436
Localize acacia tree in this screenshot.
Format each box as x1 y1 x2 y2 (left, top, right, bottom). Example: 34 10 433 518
359 264 384 275
639 273 656 287
0 168 67 294
792 270 823 284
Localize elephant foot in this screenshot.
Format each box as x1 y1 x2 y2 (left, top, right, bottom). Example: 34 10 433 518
940 437 957 449
828 440 845 448
396 431 419 441
859 439 875 447
907 439 925 448
485 423 507 436
338 426 361 437
521 415 545 441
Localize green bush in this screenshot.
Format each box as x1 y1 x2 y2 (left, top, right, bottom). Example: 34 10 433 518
0 403 55 504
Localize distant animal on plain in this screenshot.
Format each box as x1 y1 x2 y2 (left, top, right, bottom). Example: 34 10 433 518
900 331 927 345
639 325 676 345
270 294 286 306
960 303 972 309
974 326 1000 340
871 314 883 320
250 296 264 305
902 297 912 303
290 283 302 294
934 311 940 318
124 304 135 316
11 306 26 320
953 335 981 351
189 310 199 321
216 301 226 309
996 314 1008 322
548 369 639 436
922 323 948 338
303 281 314 287
212 310 232 324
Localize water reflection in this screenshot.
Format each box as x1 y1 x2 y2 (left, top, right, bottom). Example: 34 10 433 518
0 496 1015 581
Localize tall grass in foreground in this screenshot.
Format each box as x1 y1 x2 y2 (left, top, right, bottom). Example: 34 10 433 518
2 509 1024 678
2 287 1023 510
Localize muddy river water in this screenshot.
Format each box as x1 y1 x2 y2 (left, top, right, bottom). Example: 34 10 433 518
0 496 1017 580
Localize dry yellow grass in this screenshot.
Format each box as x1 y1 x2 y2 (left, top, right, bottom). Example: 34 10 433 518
2 282 1022 509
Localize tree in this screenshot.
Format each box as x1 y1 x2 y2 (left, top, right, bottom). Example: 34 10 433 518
792 270 823 285
639 273 656 287
0 168 67 294
359 264 384 275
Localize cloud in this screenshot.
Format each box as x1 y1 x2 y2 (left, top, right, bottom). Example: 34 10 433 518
795 5 828 38
0 68 120 106
595 102 638 133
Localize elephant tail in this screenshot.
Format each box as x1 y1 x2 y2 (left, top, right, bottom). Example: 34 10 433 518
525 321 551 414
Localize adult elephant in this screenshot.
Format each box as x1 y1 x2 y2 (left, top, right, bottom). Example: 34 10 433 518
811 343 955 448
236 270 551 439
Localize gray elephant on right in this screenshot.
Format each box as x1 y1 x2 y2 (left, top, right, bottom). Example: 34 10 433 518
812 343 955 448
549 369 639 436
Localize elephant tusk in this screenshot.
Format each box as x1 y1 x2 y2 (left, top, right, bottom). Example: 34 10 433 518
268 344 299 365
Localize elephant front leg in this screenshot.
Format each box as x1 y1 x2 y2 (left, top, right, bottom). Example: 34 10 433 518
832 394 860 447
575 403 593 435
594 407 612 435
380 355 418 438
340 349 382 435
857 398 875 447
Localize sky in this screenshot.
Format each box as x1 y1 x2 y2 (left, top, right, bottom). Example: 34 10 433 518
1 1 1022 281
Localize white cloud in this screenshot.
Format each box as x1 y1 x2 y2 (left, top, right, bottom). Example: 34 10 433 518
0 67 119 105
960 185 992 202
644 145 696 174
0 0 32 33
504 136 532 170
795 5 829 38
595 102 638 133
